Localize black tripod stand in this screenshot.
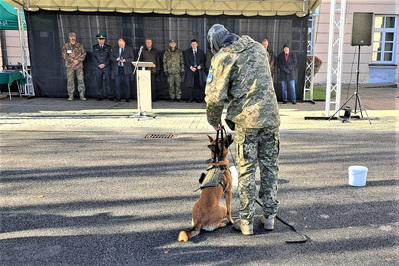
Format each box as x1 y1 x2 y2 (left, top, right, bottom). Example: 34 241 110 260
329 45 371 124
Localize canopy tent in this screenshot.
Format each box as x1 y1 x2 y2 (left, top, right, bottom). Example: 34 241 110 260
0 0 25 30
4 0 321 17
3 0 322 100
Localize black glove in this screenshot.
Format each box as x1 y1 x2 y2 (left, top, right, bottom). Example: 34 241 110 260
164 72 169 78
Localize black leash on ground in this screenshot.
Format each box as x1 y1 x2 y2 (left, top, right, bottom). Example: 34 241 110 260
255 199 309 244
221 126 308 244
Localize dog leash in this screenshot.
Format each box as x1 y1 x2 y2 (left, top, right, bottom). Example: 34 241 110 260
255 199 309 244
223 127 308 244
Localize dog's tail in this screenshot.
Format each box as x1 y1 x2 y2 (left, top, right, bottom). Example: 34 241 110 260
177 224 202 242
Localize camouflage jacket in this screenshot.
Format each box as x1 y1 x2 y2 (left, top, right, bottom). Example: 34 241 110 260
163 47 184 74
62 42 86 69
205 35 280 129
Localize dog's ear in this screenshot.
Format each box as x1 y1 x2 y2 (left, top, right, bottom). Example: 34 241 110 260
207 135 214 143
225 134 234 147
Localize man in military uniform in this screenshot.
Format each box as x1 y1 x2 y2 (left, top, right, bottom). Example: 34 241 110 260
92 33 113 101
163 39 185 102
205 24 281 235
62 32 86 101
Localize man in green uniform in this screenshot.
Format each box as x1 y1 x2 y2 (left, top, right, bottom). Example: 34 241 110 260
205 24 281 235
163 39 185 102
62 32 86 101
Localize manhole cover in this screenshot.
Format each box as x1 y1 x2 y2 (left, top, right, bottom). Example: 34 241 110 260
144 133 177 139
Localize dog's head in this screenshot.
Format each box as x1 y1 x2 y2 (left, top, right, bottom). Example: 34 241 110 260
207 134 233 159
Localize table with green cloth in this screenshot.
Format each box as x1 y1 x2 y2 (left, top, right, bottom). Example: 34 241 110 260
0 71 26 100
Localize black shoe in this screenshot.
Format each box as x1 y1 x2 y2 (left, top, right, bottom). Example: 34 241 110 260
115 99 121 102
152 99 157 102
97 97 103 101
126 99 130 102
292 101 296 104
282 101 287 104
169 99 175 102
108 98 114 101
187 99 193 103
177 99 182 103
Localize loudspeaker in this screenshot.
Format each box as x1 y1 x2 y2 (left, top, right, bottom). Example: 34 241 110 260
351 12 373 46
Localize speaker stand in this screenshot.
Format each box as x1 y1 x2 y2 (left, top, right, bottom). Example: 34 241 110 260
328 45 371 124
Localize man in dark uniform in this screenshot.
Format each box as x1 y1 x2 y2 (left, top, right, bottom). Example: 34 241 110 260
92 33 113 101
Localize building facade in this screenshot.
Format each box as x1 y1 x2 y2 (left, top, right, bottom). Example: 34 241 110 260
314 0 399 85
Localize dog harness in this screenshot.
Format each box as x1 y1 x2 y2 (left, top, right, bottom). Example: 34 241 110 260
199 165 227 191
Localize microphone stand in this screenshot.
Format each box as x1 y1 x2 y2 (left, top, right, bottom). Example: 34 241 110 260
129 46 155 120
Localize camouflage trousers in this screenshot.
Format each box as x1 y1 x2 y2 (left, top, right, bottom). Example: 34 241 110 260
66 68 85 97
168 73 182 100
234 126 280 226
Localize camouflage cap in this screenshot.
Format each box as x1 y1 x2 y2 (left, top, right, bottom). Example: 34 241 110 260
69 32 76 37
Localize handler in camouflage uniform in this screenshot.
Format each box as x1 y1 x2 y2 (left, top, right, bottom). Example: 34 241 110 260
62 32 86 101
163 39 185 102
205 24 280 235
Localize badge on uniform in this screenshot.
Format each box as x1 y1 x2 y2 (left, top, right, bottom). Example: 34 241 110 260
206 67 214 84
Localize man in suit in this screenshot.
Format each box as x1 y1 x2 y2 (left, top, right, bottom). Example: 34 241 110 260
92 33 113 101
184 39 206 103
140 38 160 102
277 44 297 104
110 38 135 102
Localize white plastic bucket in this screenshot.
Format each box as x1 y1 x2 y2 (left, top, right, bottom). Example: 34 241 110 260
348 166 368 187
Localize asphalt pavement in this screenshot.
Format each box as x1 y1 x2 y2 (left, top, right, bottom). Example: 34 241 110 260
0 85 398 265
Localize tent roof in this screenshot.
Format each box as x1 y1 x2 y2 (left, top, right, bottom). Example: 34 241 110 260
0 0 25 29
3 0 321 17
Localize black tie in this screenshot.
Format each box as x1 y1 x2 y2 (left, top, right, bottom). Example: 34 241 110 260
194 50 197 67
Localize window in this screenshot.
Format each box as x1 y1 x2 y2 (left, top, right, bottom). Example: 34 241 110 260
372 15 398 63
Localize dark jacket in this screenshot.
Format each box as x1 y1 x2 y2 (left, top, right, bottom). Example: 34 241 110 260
184 48 206 88
110 45 135 78
140 47 160 74
277 51 297 81
92 43 112 69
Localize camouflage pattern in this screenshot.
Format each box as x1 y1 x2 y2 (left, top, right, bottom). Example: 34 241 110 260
62 42 86 69
167 74 182 99
163 47 184 74
205 35 280 129
235 126 280 226
163 47 184 99
66 68 85 97
205 35 280 226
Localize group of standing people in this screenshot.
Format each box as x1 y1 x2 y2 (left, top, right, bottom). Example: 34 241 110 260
62 32 209 103
261 38 298 104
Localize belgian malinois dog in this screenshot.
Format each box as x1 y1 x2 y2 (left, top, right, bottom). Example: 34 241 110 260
178 134 234 242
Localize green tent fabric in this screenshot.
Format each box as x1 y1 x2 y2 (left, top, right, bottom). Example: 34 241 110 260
0 0 24 30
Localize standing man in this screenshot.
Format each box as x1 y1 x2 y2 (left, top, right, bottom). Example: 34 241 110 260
184 39 206 103
140 38 160 102
163 39 185 102
277 44 297 104
110 38 135 102
92 33 113 101
62 32 86 101
262 39 274 78
205 24 280 235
